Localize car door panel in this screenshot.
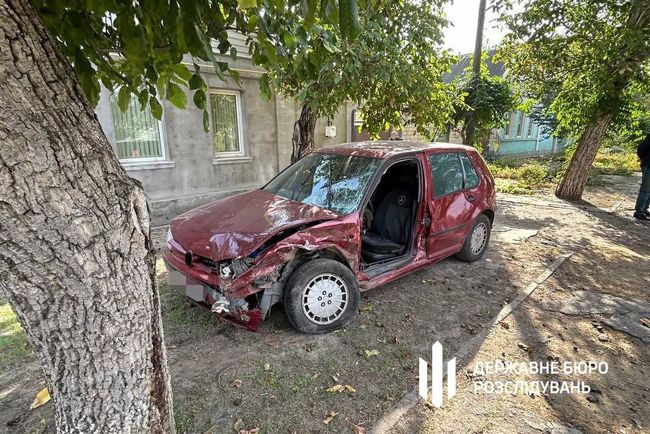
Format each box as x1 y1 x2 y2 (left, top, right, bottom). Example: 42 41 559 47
425 152 476 260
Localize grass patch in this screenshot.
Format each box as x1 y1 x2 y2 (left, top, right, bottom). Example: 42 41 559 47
487 157 562 194
487 150 639 194
592 151 639 176
0 302 32 370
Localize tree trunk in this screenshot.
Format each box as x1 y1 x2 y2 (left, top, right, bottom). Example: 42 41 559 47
555 113 613 201
291 104 317 163
462 112 476 146
0 1 174 432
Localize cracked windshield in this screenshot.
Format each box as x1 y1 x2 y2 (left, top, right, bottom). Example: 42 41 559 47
263 153 380 214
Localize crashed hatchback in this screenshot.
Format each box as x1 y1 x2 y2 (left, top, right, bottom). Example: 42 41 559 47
163 141 496 333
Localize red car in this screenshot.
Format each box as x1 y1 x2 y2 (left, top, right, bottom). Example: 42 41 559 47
163 141 496 333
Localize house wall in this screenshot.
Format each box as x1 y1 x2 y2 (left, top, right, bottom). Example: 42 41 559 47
95 56 350 224
495 111 564 157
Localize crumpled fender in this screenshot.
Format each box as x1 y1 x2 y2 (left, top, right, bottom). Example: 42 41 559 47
221 213 360 299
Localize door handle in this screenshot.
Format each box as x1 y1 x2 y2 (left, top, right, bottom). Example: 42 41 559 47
466 194 476 203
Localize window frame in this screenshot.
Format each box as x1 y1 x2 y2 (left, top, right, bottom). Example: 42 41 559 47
526 117 535 138
504 112 514 138
108 94 168 165
209 89 246 158
515 111 526 138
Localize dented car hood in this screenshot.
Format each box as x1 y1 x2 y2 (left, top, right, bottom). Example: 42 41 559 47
170 189 339 261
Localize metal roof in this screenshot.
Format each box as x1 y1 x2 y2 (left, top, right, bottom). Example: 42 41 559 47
443 50 506 83
317 141 475 159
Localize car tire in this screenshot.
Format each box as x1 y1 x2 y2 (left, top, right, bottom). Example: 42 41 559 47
284 258 360 334
456 214 492 262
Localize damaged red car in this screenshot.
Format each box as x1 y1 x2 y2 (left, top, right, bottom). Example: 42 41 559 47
163 141 496 333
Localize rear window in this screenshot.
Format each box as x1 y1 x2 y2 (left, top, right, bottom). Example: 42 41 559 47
459 153 480 189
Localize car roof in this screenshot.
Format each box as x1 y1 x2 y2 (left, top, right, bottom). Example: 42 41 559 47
316 141 476 159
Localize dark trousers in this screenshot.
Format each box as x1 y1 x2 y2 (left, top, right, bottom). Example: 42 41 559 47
635 165 650 213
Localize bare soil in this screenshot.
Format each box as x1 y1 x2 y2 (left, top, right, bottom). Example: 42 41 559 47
1 174 648 434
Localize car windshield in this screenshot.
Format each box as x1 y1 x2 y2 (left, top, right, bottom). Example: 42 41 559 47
263 152 380 215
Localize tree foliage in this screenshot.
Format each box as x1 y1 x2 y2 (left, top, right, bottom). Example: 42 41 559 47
451 61 517 149
497 0 650 137
252 0 459 138
33 0 365 130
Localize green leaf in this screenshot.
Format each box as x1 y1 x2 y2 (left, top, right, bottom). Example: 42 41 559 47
137 89 149 110
189 73 203 90
202 109 210 132
304 0 318 29
193 89 206 109
150 97 163 120
339 0 361 41
117 87 132 112
167 82 187 108
259 73 272 100
172 64 192 81
237 0 257 9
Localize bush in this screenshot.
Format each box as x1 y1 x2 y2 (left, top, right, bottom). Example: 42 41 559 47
592 152 639 176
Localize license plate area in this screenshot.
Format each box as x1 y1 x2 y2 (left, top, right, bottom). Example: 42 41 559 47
168 268 208 302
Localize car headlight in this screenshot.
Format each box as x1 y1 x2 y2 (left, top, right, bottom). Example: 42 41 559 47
166 229 173 246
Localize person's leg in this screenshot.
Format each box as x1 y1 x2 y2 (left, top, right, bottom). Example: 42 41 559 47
635 166 650 214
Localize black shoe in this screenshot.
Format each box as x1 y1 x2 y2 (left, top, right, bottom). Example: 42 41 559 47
634 211 650 221
645 211 650 218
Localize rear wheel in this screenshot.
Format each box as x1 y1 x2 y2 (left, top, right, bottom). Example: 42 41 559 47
284 259 360 334
456 214 491 262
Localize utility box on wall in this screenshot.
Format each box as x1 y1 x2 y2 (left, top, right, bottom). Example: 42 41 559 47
325 125 337 138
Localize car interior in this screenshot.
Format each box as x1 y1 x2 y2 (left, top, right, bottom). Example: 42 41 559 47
361 159 421 265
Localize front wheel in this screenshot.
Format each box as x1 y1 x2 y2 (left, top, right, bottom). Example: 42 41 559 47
284 259 360 334
456 214 492 262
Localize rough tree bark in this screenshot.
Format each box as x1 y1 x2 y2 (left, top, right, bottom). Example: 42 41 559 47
291 104 317 163
555 113 613 201
0 0 174 432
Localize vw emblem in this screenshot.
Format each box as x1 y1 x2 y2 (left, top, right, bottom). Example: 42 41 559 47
397 194 407 206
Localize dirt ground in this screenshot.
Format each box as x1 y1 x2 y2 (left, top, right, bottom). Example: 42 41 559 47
1 174 648 434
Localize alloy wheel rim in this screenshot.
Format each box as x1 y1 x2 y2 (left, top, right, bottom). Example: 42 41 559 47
470 223 488 255
301 273 348 325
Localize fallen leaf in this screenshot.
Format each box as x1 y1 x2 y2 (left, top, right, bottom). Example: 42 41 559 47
232 379 242 388
311 373 320 380
263 363 270 371
517 343 530 352
323 411 339 425
326 384 357 393
238 429 260 434
364 350 380 357
29 387 50 410
360 304 374 313
326 384 344 393
346 419 367 434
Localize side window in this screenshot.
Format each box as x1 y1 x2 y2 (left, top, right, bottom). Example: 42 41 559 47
459 153 480 189
429 153 464 197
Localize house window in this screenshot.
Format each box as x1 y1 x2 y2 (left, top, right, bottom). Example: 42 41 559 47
210 90 244 156
516 112 526 137
110 95 164 161
504 112 513 137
